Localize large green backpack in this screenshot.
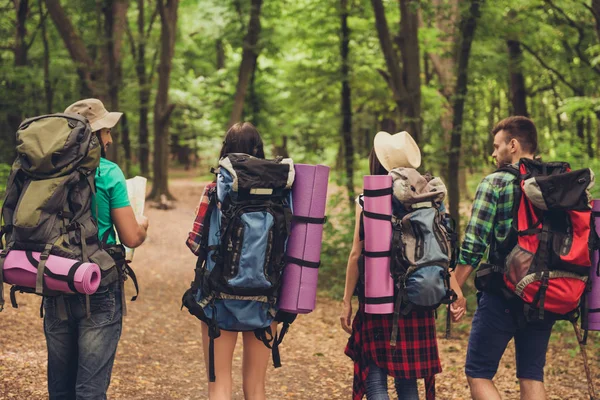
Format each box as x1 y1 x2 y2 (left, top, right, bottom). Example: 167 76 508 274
0 113 119 311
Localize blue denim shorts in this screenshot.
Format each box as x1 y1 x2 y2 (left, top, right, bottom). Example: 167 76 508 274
465 292 555 382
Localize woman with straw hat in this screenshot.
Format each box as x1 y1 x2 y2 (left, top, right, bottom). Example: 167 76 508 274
341 131 463 400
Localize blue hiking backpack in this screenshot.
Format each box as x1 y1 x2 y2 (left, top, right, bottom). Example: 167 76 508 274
182 153 295 382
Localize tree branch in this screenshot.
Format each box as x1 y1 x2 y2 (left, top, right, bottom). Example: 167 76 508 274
125 18 137 61
521 41 579 93
543 0 600 76
26 10 49 50
44 0 94 70
145 2 159 39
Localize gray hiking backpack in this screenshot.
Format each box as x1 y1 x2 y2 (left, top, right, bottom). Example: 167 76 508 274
0 113 124 312
388 168 458 342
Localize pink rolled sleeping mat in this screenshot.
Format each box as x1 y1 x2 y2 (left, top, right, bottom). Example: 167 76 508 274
279 164 330 314
587 199 600 330
2 250 101 295
363 175 394 314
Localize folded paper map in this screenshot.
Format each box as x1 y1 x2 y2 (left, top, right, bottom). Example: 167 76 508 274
121 176 147 261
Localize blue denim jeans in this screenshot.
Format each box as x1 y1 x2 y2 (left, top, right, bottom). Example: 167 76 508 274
365 361 419 400
43 282 123 400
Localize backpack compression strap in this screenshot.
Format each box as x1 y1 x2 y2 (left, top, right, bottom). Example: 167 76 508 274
0 249 7 311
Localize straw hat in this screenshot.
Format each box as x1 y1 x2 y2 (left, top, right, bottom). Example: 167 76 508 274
373 130 421 171
64 98 122 132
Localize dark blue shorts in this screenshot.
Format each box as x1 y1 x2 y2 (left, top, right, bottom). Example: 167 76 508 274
465 292 555 382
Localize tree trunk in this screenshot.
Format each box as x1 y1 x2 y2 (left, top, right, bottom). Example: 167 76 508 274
596 112 600 157
45 0 101 97
121 112 131 176
38 0 53 114
398 0 422 143
149 0 179 201
248 59 261 126
272 136 289 158
102 0 128 163
591 0 600 42
216 38 225 69
228 0 263 127
6 0 30 160
14 0 29 66
448 0 481 229
132 0 152 177
586 117 594 158
340 0 354 202
507 39 528 116
577 118 585 141
371 0 414 142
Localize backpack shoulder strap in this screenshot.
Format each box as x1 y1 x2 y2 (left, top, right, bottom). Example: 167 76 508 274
495 165 519 177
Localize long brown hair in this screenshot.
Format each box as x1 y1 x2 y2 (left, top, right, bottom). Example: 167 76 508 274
368 148 388 175
219 122 265 159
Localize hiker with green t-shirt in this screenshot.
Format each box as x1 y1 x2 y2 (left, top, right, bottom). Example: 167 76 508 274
42 99 149 399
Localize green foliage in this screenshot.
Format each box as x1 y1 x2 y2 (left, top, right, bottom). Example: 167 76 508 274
0 163 11 206
319 189 356 299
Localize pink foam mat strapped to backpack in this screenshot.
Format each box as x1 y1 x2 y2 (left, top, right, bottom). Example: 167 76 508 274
279 164 329 314
363 175 394 314
2 250 101 295
588 200 600 330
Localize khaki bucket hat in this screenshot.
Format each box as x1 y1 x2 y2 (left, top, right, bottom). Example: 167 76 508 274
64 98 122 132
373 130 421 172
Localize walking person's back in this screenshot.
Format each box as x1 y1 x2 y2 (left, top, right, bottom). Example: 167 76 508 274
0 99 150 400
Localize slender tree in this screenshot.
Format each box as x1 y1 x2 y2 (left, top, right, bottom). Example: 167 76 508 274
448 0 482 226
148 0 179 201
228 0 263 127
126 0 159 176
340 0 354 201
370 0 422 144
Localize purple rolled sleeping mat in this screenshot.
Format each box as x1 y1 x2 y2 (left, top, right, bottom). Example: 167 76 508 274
363 175 394 314
279 164 330 314
2 250 101 295
588 199 600 331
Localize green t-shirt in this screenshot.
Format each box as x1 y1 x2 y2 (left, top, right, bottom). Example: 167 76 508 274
93 158 130 245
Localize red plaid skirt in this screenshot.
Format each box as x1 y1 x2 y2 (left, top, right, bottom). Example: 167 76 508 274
345 303 441 400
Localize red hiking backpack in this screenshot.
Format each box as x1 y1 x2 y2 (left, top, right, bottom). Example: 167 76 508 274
502 158 596 319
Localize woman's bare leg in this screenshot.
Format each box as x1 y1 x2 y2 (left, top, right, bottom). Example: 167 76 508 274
241 322 278 400
202 322 238 400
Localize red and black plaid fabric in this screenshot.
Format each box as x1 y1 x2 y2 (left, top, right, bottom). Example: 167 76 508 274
186 183 216 256
345 303 441 400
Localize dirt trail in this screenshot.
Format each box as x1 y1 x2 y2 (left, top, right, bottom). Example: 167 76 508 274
0 179 597 399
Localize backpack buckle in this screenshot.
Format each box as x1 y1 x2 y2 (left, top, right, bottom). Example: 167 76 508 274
40 252 50 261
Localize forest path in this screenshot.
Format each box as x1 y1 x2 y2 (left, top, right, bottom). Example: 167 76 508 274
0 178 596 399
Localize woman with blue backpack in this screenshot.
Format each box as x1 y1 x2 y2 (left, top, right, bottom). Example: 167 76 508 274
340 131 464 400
185 122 290 400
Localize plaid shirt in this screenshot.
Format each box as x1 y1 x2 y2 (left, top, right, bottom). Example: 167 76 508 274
345 304 439 400
458 168 518 269
186 183 216 256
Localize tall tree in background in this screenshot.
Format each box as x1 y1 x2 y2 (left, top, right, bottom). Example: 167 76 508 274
506 11 527 116
44 0 129 163
370 0 422 144
228 0 263 127
126 0 159 177
149 0 178 201
38 0 53 114
340 0 354 201
5 0 31 159
507 39 528 116
448 0 482 226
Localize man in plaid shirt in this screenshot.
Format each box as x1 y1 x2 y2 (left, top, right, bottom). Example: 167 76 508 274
451 117 555 400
